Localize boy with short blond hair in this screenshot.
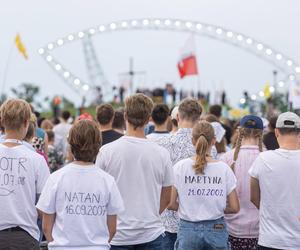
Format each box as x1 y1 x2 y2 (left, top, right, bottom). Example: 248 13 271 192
96 94 174 250
0 99 50 250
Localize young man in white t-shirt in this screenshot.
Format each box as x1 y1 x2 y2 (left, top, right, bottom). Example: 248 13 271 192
96 94 174 250
37 120 124 250
249 112 300 250
0 99 50 250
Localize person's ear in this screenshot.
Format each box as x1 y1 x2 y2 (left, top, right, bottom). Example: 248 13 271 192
192 137 196 146
124 112 128 122
275 128 280 138
211 137 216 146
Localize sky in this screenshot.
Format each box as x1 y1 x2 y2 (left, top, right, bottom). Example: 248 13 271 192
0 0 300 108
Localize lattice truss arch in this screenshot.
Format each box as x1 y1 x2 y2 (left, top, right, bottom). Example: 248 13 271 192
38 18 300 99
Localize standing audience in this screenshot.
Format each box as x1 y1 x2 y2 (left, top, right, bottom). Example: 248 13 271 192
96 94 174 250
147 104 170 141
156 98 202 250
96 104 123 145
221 115 263 250
170 121 239 250
37 120 124 250
0 99 50 250
249 112 300 250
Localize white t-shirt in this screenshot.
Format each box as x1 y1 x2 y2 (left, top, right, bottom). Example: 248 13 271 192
36 163 124 250
174 158 237 222
96 136 174 245
146 132 170 141
249 149 300 250
53 123 72 155
0 144 50 240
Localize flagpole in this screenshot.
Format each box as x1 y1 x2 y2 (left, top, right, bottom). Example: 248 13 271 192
1 42 14 97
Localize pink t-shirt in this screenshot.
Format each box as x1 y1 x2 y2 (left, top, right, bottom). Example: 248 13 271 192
221 145 260 238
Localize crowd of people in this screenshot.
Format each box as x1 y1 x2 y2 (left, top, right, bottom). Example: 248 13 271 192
0 95 299 250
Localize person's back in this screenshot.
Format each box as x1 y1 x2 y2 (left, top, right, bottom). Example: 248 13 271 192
37 120 124 250
53 110 72 154
98 136 172 244
169 121 239 250
221 115 264 249
96 94 173 249
155 98 202 249
0 99 50 250
249 112 300 250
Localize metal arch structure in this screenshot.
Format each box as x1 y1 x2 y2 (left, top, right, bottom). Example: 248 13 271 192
38 18 300 99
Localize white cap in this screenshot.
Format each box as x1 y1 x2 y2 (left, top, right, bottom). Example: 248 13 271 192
211 122 226 143
276 112 300 129
171 106 179 120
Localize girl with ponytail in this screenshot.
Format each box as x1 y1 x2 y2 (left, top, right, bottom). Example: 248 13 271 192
169 121 239 250
221 115 264 250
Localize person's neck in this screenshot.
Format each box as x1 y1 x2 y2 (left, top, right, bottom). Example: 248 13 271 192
242 138 259 146
114 128 124 134
73 160 94 166
154 123 168 132
99 124 112 132
126 125 146 138
4 130 24 141
279 140 300 150
178 120 195 129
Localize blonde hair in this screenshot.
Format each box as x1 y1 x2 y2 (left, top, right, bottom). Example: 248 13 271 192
41 119 54 131
192 121 215 175
231 127 263 171
0 99 31 130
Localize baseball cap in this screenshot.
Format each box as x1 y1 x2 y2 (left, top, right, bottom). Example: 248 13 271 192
276 112 300 129
240 115 264 130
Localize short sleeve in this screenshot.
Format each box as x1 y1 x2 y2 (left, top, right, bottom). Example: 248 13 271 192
107 180 124 215
220 151 233 167
248 155 263 179
36 176 57 214
162 152 174 187
36 157 50 194
172 162 182 190
225 165 237 195
95 147 108 171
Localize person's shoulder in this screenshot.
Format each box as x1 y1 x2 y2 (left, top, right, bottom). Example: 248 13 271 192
209 160 231 171
221 149 234 158
20 145 45 160
173 158 192 173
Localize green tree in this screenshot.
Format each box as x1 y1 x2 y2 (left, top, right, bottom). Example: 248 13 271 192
11 83 40 104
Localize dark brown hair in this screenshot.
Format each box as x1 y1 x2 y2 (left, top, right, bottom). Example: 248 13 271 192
68 120 101 162
125 94 153 129
96 104 115 125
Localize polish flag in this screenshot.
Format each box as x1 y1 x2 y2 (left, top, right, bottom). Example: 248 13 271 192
177 36 199 78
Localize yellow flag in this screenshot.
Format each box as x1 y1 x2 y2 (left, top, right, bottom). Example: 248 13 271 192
15 34 28 59
263 82 271 99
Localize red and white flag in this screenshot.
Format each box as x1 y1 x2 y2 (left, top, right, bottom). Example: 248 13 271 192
177 36 199 78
